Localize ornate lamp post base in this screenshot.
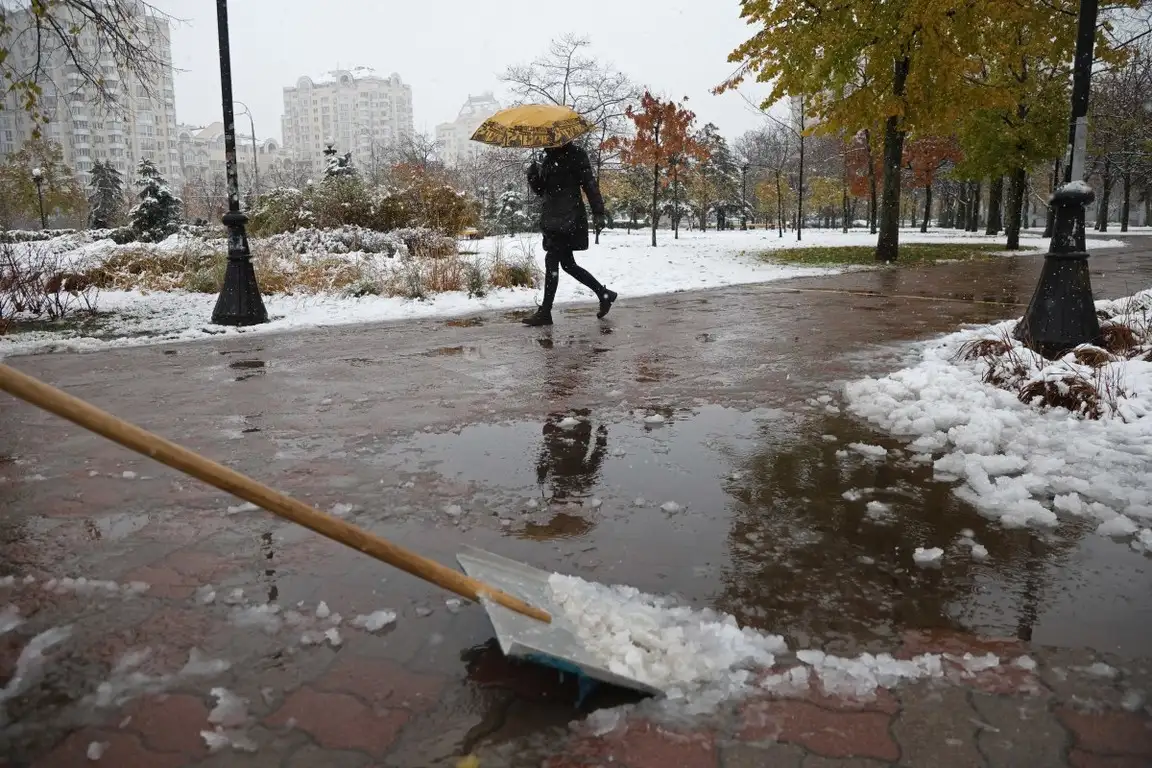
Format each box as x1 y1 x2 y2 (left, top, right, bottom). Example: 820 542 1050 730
211 210 268 326
1012 185 1101 358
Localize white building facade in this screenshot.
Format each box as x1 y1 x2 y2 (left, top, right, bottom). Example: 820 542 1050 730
0 6 180 188
176 122 282 194
281 68 414 179
435 93 501 167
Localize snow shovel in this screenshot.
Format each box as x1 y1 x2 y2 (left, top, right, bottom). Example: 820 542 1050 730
0 363 550 624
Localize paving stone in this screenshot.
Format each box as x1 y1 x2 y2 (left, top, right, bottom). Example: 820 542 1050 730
613 721 717 768
898 629 1024 659
314 655 446 712
1068 750 1152 768
122 693 211 756
892 682 983 767
721 742 805 767
284 744 372 767
971 691 1067 768
1039 649 1130 710
33 729 190 768
266 688 410 757
802 757 893 768
740 700 898 761
1056 708 1152 758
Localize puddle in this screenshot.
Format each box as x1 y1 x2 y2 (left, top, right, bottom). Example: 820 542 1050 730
372 405 1152 657
446 317 485 328
423 346 483 359
228 360 266 370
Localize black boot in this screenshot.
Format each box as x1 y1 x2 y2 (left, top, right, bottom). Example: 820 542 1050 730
525 259 560 327
597 289 618 319
522 310 553 326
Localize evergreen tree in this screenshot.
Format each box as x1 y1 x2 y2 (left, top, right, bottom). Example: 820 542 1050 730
496 184 525 235
323 142 356 179
129 159 182 242
87 160 124 229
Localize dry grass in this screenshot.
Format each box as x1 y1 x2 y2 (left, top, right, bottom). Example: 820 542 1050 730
1099 322 1139 355
1018 377 1107 419
956 337 1013 362
1072 345 1117 368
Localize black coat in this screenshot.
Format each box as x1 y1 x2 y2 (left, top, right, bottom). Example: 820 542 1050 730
527 143 606 252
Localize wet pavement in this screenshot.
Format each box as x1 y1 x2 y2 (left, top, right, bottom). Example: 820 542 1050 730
1 240 1151 766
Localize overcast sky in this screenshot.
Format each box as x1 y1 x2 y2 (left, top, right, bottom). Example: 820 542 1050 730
150 0 777 144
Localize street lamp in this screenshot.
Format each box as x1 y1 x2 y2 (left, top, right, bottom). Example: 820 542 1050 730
1013 0 1100 357
30 167 46 229
233 100 259 201
210 0 268 326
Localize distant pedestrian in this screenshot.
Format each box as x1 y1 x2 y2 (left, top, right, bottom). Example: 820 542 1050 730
521 142 617 327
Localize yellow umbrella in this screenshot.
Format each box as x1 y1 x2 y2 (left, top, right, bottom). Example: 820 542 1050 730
470 104 593 149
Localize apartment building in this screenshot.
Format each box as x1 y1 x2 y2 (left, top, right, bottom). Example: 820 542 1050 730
435 92 501 167
0 5 181 188
281 67 414 179
176 122 283 195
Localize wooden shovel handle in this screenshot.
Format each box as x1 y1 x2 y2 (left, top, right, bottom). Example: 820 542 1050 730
0 363 551 624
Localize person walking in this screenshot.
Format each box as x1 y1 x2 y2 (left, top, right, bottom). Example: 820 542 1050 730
521 142 617 327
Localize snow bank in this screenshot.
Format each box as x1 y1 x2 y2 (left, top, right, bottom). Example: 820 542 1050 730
844 289 1152 551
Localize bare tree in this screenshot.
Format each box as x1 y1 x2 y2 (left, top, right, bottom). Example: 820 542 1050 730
736 123 794 237
502 34 640 242
387 131 444 172
0 2 171 126
1089 40 1152 232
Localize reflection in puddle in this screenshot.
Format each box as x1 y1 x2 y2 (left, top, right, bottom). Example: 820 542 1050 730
446 317 485 328
374 404 1152 656
423 346 483 359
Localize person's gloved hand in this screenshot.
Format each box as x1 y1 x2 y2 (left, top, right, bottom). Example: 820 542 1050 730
593 214 606 235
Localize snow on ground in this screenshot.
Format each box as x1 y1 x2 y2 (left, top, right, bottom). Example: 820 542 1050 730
1 228 1125 359
844 289 1152 552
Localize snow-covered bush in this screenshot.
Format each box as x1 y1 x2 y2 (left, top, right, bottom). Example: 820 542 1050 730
0 228 78 243
261 226 407 257
0 241 99 332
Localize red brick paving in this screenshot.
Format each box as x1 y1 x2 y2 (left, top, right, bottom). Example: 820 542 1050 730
88 606 225 674
33 729 192 768
121 693 211 756
266 688 410 757
613 721 717 768
119 549 241 600
739 700 900 761
898 628 1025 659
313 656 445 713
1068 750 1152 768
1057 708 1152 758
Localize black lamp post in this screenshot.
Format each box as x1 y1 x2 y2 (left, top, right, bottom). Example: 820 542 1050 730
1013 0 1100 357
31 167 46 229
234 100 259 200
211 0 268 326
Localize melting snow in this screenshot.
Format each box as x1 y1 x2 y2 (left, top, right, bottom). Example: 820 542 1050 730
208 687 248 728
350 610 397 632
0 605 23 635
844 289 1152 551
0 625 72 723
557 416 581 429
660 501 683 514
913 547 944 567
86 741 109 760
643 414 666 424
315 601 331 619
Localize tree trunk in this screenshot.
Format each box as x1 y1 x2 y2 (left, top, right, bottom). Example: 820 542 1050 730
776 169 784 238
797 123 805 242
985 176 1004 235
921 183 932 233
967 181 982 231
1096 175 1111 232
651 161 660 247
1042 159 1060 237
876 60 910 263
1145 187 1151 227
1005 166 1027 250
672 164 680 240
1121 172 1131 233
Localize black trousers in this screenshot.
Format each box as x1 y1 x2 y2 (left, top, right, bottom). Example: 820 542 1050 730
540 249 605 312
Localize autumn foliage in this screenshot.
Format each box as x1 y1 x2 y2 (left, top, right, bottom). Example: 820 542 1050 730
603 91 709 246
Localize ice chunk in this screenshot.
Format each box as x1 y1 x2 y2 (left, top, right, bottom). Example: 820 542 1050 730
1082 662 1118 679
959 528 975 539
224 588 245 605
0 605 22 635
200 728 231 753
324 628 342 647
226 502 258 515
1096 515 1138 538
315 601 331 619
180 648 230 677
208 687 248 728
195 585 216 605
557 416 581 429
660 501 683 514
444 504 464 518
350 610 397 632
913 547 944 567
87 741 109 760
643 414 666 424
0 625 73 712
445 598 462 614
1013 656 1037 671
821 434 838 443
330 503 356 517
970 544 989 560
847 442 888 459
585 497 603 509
231 605 282 634
121 471 137 479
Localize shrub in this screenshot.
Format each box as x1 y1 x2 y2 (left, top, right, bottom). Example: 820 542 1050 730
249 187 313 236
0 242 99 332
464 256 487 298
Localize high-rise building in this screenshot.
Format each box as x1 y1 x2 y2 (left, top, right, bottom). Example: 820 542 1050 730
281 67 414 179
176 122 283 192
435 93 501 168
0 6 180 189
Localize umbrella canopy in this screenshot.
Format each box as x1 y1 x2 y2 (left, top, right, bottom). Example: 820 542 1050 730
471 104 593 149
